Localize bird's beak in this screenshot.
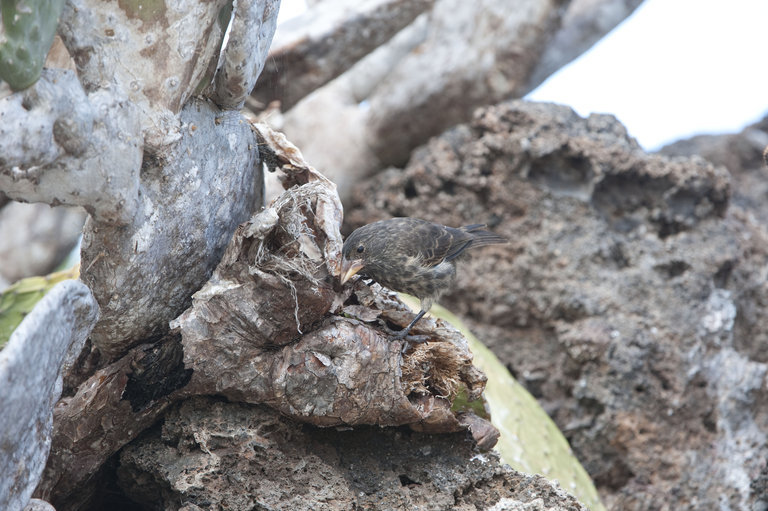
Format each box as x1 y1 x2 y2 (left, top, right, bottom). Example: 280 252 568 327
340 258 365 285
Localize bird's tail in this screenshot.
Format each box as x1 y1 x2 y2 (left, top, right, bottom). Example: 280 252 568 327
461 224 508 248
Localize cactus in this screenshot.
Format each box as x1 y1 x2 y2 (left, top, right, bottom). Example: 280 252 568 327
0 265 79 348
0 0 66 91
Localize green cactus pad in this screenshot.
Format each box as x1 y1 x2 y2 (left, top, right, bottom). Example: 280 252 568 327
0 0 66 90
0 265 79 349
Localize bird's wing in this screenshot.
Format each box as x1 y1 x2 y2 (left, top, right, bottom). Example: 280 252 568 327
411 223 473 267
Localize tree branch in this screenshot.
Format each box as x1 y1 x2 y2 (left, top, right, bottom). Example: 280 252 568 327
251 0 434 111
210 0 280 109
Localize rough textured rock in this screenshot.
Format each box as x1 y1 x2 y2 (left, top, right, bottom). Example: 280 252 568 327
117 396 587 511
0 280 99 511
659 114 768 226
346 100 767 510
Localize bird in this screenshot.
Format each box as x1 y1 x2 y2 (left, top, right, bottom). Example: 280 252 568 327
340 217 507 339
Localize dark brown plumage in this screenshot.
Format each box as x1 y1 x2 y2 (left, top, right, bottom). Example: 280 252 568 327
340 217 507 339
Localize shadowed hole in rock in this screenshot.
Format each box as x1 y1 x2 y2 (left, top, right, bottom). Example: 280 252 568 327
655 218 689 239
594 458 635 491
82 452 142 511
404 179 418 198
714 260 735 288
653 260 691 279
577 396 606 417
592 173 676 235
399 474 421 486
666 188 701 219
527 154 594 200
607 242 631 268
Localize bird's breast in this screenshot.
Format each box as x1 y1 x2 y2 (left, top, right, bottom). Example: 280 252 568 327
367 258 456 300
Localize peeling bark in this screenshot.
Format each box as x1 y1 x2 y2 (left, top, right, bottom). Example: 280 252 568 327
174 127 493 433
35 335 187 509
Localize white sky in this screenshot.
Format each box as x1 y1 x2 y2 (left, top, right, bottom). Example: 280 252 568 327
276 0 307 24
277 0 768 151
526 0 768 150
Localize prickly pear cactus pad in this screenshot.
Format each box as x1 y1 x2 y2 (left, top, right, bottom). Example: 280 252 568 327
0 265 79 349
0 0 66 90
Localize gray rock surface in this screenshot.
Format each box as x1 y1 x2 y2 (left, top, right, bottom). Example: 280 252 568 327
0 280 99 511
118 396 588 511
660 115 768 226
345 99 767 509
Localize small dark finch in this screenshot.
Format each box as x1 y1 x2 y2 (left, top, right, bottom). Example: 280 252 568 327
341 217 507 339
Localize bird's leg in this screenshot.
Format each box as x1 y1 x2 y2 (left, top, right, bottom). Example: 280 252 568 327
392 309 427 340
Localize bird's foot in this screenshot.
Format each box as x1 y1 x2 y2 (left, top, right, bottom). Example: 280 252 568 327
391 328 409 340
385 323 412 339
391 327 428 340
395 333 430 354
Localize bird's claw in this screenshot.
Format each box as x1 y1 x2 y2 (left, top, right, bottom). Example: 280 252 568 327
391 328 409 340
395 333 430 354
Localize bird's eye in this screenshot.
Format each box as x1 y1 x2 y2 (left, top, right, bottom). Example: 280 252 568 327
356 245 365 253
